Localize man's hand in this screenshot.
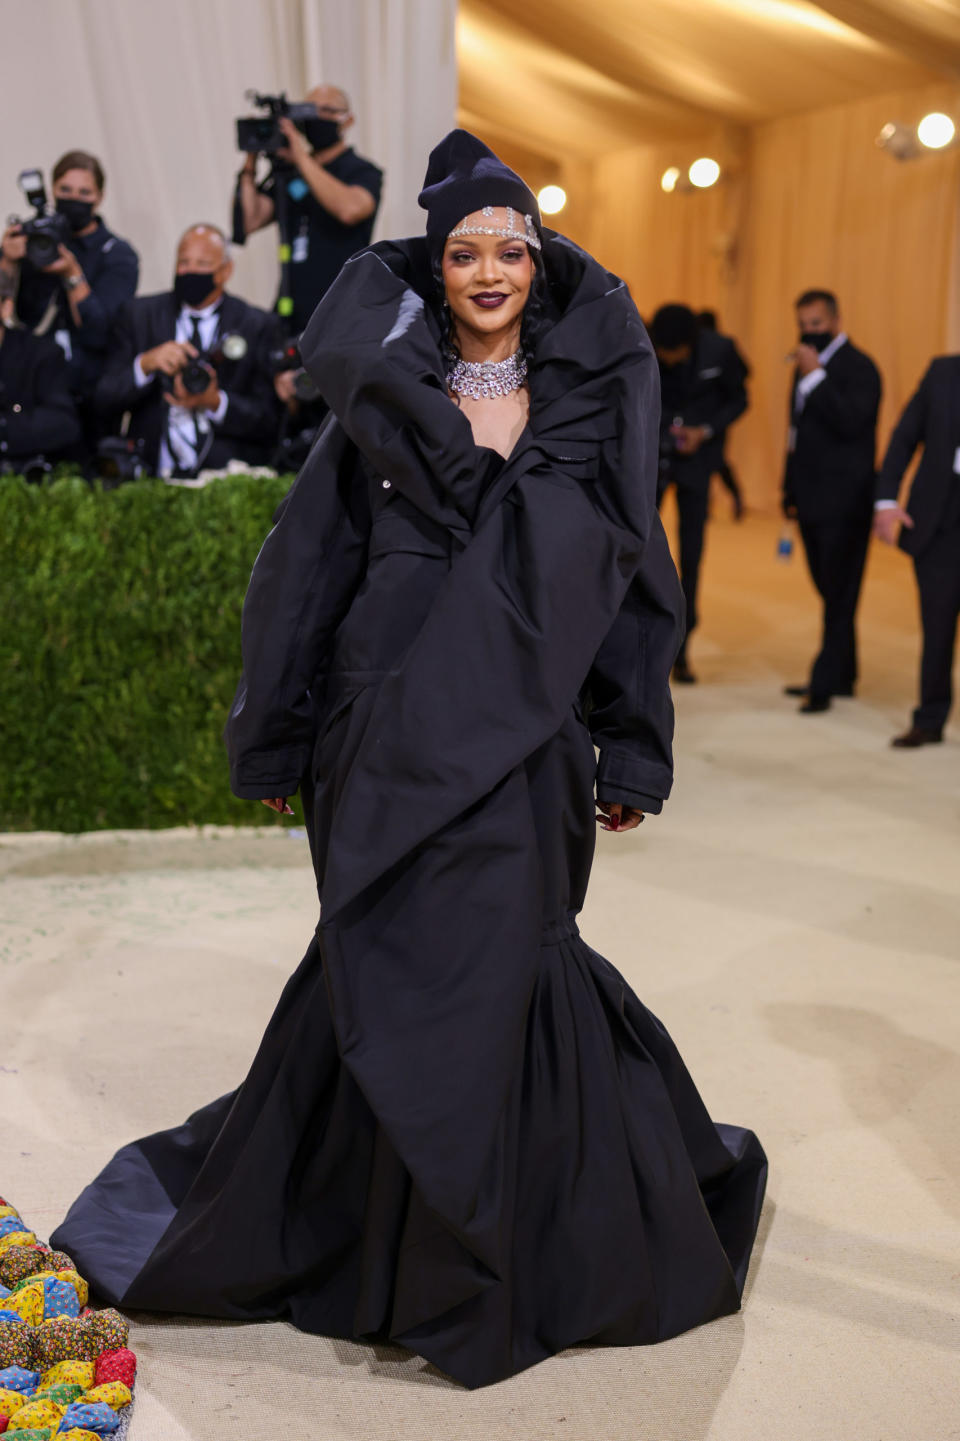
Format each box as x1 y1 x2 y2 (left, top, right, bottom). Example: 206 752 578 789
164 368 221 412
139 340 198 378
276 116 312 171
1 224 26 266
42 244 82 279
596 802 645 833
792 343 822 377
672 423 709 455
873 505 913 546
261 797 294 815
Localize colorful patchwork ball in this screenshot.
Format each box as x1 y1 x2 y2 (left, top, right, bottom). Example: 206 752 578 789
85 1316 127 1359
30 1391 82 1411
0 1326 33 1372
3 1287 42 1329
0 1392 25 1419
31 1319 95 1369
88 1354 133 1394
39 1282 78 1326
5 1431 53 1440
58 1432 103 1441
79 1385 128 1414
56 1403 119 1435
6 1395 64 1429
0 1240 35 1264
0 1371 37 1397
0 1251 45 1291
0 1209 20 1223
37 1367 93 1395
52 1279 85 1314
0 1318 21 1331
0 1226 24 1245
0 1289 9 1303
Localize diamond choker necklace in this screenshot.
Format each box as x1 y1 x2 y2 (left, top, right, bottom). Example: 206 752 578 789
446 348 528 401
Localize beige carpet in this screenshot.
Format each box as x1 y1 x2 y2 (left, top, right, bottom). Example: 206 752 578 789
2 508 958 1441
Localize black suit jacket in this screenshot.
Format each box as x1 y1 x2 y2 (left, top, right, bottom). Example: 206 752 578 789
876 355 960 556
0 326 82 465
783 339 881 523
659 330 749 489
95 291 282 472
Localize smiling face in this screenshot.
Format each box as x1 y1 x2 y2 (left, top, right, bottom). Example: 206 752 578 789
441 211 536 355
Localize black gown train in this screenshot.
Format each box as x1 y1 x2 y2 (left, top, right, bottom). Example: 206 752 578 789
53 227 767 1390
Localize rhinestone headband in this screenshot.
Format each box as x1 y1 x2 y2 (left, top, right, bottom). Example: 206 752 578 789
448 204 541 252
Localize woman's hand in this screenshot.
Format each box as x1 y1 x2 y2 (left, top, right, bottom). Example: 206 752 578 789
596 801 644 833
261 798 294 815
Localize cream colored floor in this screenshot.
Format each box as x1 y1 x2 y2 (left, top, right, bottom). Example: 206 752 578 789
2 506 958 1441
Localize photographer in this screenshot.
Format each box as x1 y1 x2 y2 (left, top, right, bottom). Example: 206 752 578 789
651 303 749 683
0 151 138 439
234 85 383 335
96 224 281 477
0 270 81 474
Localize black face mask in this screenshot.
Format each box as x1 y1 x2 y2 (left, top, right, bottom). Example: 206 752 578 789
173 271 218 308
302 117 341 152
799 331 833 353
55 197 95 232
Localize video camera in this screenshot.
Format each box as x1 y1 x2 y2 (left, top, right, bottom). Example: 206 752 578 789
11 170 71 269
267 339 319 402
236 91 317 155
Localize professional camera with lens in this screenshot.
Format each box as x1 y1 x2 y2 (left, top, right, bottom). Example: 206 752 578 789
96 436 148 487
164 333 249 397
236 91 318 155
11 169 71 269
267 339 319 402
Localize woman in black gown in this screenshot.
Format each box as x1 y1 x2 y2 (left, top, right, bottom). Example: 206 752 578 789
53 131 767 1390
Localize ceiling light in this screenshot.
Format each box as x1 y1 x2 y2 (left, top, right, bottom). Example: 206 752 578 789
917 112 956 150
689 157 721 189
537 185 567 215
661 166 682 193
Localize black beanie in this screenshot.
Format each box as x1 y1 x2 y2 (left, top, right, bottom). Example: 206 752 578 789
418 129 542 259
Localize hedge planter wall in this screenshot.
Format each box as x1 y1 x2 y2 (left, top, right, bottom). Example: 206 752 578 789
0 475 300 832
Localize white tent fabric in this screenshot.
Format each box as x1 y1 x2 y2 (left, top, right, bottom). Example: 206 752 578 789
0 0 457 309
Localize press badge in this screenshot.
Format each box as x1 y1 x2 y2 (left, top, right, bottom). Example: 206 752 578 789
954 446 960 474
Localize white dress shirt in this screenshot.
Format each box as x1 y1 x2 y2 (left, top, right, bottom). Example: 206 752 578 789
133 302 229 476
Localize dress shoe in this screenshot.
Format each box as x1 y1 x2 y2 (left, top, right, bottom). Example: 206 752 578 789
799 695 831 713
784 684 854 699
673 657 697 685
891 726 943 748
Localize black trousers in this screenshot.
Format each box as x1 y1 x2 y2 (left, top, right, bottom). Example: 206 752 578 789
913 525 960 732
798 510 872 698
659 477 709 654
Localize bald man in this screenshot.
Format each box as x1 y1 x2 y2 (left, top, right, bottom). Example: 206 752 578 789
95 224 282 477
236 84 383 334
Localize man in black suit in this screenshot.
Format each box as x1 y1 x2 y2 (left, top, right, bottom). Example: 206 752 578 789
782 289 881 712
0 271 81 472
697 310 748 520
652 303 749 683
96 224 281 477
874 356 960 746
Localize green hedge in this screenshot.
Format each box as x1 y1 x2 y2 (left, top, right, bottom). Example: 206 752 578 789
0 473 303 832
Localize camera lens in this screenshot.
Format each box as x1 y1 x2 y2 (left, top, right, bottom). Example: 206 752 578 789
180 359 211 395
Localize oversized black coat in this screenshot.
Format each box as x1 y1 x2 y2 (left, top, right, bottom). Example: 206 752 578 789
53 232 766 1389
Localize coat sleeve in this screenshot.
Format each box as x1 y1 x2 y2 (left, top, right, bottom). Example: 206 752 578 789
2 341 81 456
586 513 684 814
703 337 749 437
224 420 371 799
94 300 148 419
875 364 930 502
74 237 139 355
801 351 881 440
